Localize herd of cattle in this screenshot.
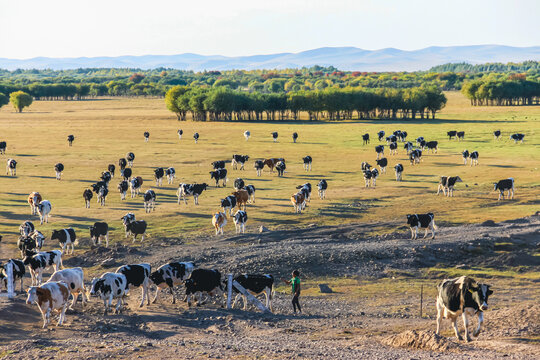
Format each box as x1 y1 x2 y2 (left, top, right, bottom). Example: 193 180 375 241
0 126 527 341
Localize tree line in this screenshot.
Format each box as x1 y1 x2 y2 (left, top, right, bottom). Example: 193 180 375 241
461 76 540 106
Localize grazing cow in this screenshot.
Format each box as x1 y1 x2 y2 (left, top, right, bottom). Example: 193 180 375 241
193 132 199 143
210 168 228 187
88 272 128 315
0 259 25 293
54 163 64 180
97 186 108 206
361 162 372 171
399 131 408 142
118 180 128 200
232 155 250 170
404 141 413 154
108 164 115 178
244 130 250 141
426 141 438 153
178 129 183 139
494 178 514 200
125 220 147 242
90 222 109 247
291 192 305 213
375 145 384 159
406 213 436 240
394 163 404 181
18 236 37 258
144 131 150 142
6 158 16 176
263 158 284 173
36 200 52 225
389 142 398 155
19 220 35 237
165 167 175 184
0 141 6 154
254 160 264 176
150 262 194 304
26 281 70 328
116 263 151 307
212 160 226 170
30 230 45 250
376 157 388 174
409 149 422 165
292 132 298 143
51 228 76 255
370 168 379 187
436 276 493 342
245 184 256 203
437 176 463 197
230 274 274 312
28 192 42 215
126 152 135 167
130 176 143 198
457 131 465 141
419 139 427 150
447 131 457 140
185 269 224 307
510 133 525 144
23 250 63 286
212 211 227 235
233 189 249 210
83 189 93 208
143 189 156 213
101 171 112 184
234 210 248 234
177 183 207 205
377 130 385 141
276 160 286 177
297 183 312 203
303 156 313 171
48 267 87 309
362 133 370 145
416 136 425 146
271 132 278 142
462 150 470 165
469 151 479 166
234 178 245 191
67 135 75 146
154 167 164 186
118 158 127 171
318 179 328 199
493 130 501 140
122 167 132 180
386 135 397 144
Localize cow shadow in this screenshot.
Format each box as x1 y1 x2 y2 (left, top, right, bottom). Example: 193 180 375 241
487 164 519 168
0 210 34 221
27 175 56 180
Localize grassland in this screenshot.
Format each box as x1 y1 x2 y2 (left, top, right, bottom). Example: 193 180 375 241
0 92 538 257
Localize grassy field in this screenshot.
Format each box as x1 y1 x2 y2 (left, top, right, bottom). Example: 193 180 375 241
0 92 539 256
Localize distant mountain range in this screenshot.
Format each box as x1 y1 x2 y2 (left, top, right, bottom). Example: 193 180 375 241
1 45 540 72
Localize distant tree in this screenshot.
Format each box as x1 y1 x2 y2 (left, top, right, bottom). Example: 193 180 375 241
129 73 145 84
160 71 168 77
0 92 8 108
10 91 33 112
165 85 190 120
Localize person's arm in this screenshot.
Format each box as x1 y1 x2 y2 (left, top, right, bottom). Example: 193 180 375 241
281 277 291 285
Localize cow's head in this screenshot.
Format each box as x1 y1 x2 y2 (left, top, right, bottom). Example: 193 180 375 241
26 286 40 304
454 176 463 183
184 279 196 295
467 281 493 311
50 230 61 241
88 278 103 297
406 214 416 225
201 183 208 190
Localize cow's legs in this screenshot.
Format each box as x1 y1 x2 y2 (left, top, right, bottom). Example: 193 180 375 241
462 312 471 342
410 227 415 240
430 221 436 239
436 302 442 335
115 297 123 314
509 189 514 199
58 302 68 326
473 312 483 337
452 317 462 340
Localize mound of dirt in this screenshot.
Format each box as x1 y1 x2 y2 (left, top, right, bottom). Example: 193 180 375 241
483 303 540 338
382 330 459 352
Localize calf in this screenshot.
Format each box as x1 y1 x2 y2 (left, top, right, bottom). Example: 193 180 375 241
271 132 278 142
245 184 256 203
0 141 6 154
126 152 135 167
26 281 70 328
122 167 132 180
406 213 436 240
263 158 285 172
389 142 398 155
67 135 75 146
177 183 207 205
276 161 286 177
462 150 470 165
51 228 76 255
54 163 64 180
318 179 328 199
193 132 199 143
394 163 404 181
185 269 224 307
165 167 175 184
292 132 298 143
212 160 226 170
28 191 42 215
362 133 370 145
154 167 165 186
303 156 312 171
426 141 438 153
447 131 457 140
212 211 227 235
291 192 305 213
375 145 384 159
377 130 385 141
230 274 274 312
404 141 413 154
48 267 87 309
233 189 249 210
436 276 493 342
108 164 116 177
150 262 194 303
19 220 35 237
493 130 501 140
144 189 157 213
376 157 388 174
88 272 128 315
144 131 150 142
494 178 514 200
90 222 109 247
469 151 479 166
6 158 17 176
232 155 249 170
437 176 463 197
118 180 128 200
210 168 228 187
83 189 93 208
116 263 151 307
36 200 52 225
234 178 245 191
178 129 183 139
221 195 237 216
234 210 248 234
457 131 465 141
254 160 264 176
118 158 127 171
23 250 63 286
0 259 25 293
130 176 143 197
244 130 250 141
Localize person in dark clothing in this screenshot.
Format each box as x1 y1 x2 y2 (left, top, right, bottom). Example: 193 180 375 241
282 270 301 314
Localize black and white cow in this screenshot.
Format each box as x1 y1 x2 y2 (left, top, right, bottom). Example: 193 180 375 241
212 160 226 170
0 259 25 293
185 269 224 307
447 131 457 140
0 141 6 154
210 168 228 187
376 157 388 174
436 276 493 342
406 213 436 240
469 151 479 166
437 176 463 197
91 181 108 201
122 167 132 180
409 149 422 165
315 180 326 200
419 139 427 150
193 132 199 143
108 164 116 178
230 274 274 312
165 167 175 184
493 130 501 140
67 135 75 146
6 158 17 176
125 220 147 242
234 178 245 191
375 145 384 159
116 263 151 307
221 195 237 217
51 228 76 255
118 180 128 200
386 135 397 144
97 185 108 206
297 183 312 203
457 131 465 141
23 250 63 285
154 167 164 186
130 176 143 198
292 132 298 143
404 141 414 154
100 171 112 184
233 210 248 234
254 160 264 177
362 133 370 145
126 152 135 167
394 163 404 181
177 183 208 205
245 184 256 203
36 200 52 225
389 142 398 155
18 236 37 258
54 163 64 180
119 158 127 171
243 130 250 141
178 129 183 139
276 161 286 177
462 150 470 165
232 155 249 170
303 156 313 171
150 262 194 304
426 141 438 153
121 212 136 225
370 168 379 187
361 162 372 171
144 131 150 142
377 130 385 141
363 170 373 187
398 131 408 142
271 132 278 142
416 136 425 146
30 230 45 251
19 220 35 237
90 222 109 247
144 189 156 213
89 272 128 315
494 178 514 200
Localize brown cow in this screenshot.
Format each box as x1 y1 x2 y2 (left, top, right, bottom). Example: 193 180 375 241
232 189 249 210
263 158 285 173
28 192 42 215
291 192 305 213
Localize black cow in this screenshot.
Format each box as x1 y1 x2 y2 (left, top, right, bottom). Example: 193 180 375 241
0 259 25 293
51 228 76 255
437 176 463 197
317 179 327 199
404 141 413 154
409 149 422 165
90 222 109 247
185 269 224 307
426 141 438 153
118 158 127 171
234 178 245 190
389 142 398 155
232 155 249 170
126 152 135 167
19 221 35 237
144 131 150 142
150 262 194 304
118 180 128 200
125 220 147 241
394 163 404 181
292 132 298 143
83 189 93 208
362 133 370 145
122 167 132 180
154 167 164 186
101 171 112 184
116 263 151 307
462 150 470 165
406 213 436 240
510 133 525 144
493 130 501 140
221 195 237 216
303 156 312 171
469 151 479 166
230 274 274 311
212 160 226 170
276 161 286 177
416 136 425 146
271 132 278 142
376 157 388 173
18 236 37 258
54 163 64 180
377 131 385 141
447 131 457 140
92 182 109 206
494 178 514 200
210 168 228 187
436 276 493 342
419 139 427 149
457 131 465 141
0 141 6 154
193 132 199 143
254 160 264 176
399 131 408 142
108 164 116 177
361 162 371 171
375 145 384 159
67 135 75 146
363 170 372 188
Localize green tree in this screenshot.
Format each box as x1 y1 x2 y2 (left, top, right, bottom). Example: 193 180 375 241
0 92 8 108
10 91 33 112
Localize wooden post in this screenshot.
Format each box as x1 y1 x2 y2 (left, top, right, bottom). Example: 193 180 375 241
226 274 233 310
232 280 271 314
6 261 14 299
420 284 423 318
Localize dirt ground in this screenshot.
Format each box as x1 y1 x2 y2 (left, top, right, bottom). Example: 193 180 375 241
1 214 539 359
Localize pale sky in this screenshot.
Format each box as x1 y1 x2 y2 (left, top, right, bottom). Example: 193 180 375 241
1 0 539 59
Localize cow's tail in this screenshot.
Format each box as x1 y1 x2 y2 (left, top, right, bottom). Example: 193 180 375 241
432 221 438 230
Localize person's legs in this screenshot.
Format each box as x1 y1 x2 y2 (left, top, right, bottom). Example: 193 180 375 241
292 294 301 313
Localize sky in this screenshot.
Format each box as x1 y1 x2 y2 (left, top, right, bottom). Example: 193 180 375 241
1 0 539 59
